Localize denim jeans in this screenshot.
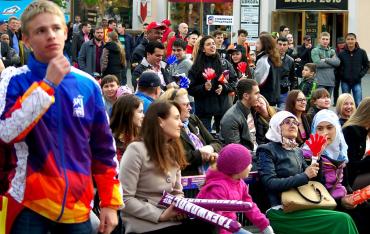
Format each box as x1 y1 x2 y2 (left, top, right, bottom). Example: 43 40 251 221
278 92 288 110
199 115 222 133
341 82 362 107
11 208 92 234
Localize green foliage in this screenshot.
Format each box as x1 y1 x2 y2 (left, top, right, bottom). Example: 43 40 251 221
82 0 100 6
52 0 67 9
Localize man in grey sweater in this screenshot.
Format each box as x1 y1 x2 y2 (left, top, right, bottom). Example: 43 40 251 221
168 39 193 78
311 32 340 96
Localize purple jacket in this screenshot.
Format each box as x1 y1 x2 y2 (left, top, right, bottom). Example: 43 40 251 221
303 150 347 199
197 169 269 234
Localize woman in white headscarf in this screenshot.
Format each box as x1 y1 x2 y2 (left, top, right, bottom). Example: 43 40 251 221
303 109 350 200
257 111 358 234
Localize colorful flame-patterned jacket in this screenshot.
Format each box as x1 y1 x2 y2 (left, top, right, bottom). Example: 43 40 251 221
0 54 123 223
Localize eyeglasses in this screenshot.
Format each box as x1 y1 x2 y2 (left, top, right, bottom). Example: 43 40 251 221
296 98 307 103
180 102 191 107
281 118 300 127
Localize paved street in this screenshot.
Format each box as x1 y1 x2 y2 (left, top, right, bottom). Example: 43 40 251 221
361 74 370 98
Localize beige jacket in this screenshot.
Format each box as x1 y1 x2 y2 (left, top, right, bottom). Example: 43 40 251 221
119 141 183 233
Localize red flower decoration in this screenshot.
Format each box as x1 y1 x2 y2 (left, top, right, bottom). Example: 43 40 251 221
202 68 216 81
237 62 247 74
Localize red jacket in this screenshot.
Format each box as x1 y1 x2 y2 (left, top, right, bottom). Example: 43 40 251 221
162 27 173 44
166 34 187 57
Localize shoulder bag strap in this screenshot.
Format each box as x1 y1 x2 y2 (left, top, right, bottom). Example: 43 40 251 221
296 183 323 204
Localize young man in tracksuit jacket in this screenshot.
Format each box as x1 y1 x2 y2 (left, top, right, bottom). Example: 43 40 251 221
0 2 123 233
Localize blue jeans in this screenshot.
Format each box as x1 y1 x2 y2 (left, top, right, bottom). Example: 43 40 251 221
199 115 222 133
278 92 288 110
11 208 92 234
341 82 362 107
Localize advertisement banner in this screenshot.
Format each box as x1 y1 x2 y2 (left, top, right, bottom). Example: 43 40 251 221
0 0 33 20
206 15 233 26
240 0 260 40
276 0 348 11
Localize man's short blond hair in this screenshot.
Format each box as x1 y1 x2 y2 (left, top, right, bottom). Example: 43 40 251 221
21 0 66 35
320 32 330 38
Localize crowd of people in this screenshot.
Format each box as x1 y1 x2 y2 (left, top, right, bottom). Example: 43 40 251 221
0 1 370 234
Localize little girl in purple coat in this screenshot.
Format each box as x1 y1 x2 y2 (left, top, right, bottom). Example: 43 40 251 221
197 144 274 234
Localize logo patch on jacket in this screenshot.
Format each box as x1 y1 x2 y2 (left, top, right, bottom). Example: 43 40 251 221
73 95 84 117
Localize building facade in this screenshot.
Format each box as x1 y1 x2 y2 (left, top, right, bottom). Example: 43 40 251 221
129 0 369 56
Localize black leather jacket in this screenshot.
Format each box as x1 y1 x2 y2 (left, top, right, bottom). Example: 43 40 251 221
279 54 297 93
220 101 254 151
257 142 309 207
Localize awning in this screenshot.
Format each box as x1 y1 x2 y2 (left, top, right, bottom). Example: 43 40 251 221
0 0 34 21
169 0 233 3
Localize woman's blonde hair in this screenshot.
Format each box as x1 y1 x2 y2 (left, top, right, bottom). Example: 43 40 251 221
343 97 370 129
21 0 66 35
158 88 188 103
257 95 276 121
108 31 126 66
335 93 356 118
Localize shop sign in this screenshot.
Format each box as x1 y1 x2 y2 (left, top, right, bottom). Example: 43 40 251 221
138 0 151 23
206 15 233 26
276 0 348 11
240 0 260 39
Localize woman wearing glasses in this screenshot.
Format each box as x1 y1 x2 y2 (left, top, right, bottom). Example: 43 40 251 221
285 90 311 146
257 111 358 234
159 88 222 176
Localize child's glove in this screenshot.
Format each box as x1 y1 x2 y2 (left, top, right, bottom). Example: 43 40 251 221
202 68 216 81
305 133 327 164
166 55 178 65
262 225 275 234
237 62 247 76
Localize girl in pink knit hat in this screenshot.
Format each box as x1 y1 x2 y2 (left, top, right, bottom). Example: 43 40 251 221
197 143 274 234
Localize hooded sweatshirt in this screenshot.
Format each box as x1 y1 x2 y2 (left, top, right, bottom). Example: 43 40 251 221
197 169 269 234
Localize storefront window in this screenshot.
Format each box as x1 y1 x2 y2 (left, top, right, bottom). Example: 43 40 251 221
305 12 318 44
74 0 132 27
168 1 233 34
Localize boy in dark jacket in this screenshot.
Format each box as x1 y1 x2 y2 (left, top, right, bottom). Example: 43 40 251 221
299 63 317 109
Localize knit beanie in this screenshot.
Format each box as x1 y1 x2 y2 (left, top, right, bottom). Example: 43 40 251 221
217 144 252 175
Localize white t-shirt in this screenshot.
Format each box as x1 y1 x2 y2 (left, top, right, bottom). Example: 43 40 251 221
247 113 258 151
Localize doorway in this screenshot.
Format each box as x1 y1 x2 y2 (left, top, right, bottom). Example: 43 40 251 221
272 11 348 47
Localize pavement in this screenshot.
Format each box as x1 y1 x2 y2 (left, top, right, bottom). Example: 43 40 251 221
360 74 370 98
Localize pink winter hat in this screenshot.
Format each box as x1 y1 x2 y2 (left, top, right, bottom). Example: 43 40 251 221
217 144 252 175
